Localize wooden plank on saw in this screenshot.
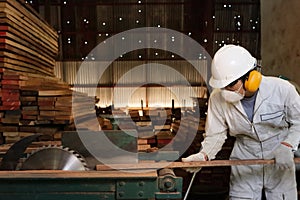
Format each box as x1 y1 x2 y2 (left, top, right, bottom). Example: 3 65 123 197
0 170 157 178
96 158 300 171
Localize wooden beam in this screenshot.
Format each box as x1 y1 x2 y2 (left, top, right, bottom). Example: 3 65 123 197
0 170 157 178
96 158 300 171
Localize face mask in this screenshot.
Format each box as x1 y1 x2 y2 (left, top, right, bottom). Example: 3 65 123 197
221 84 245 103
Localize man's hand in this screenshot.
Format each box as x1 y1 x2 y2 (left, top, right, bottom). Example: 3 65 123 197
273 143 294 170
181 152 207 173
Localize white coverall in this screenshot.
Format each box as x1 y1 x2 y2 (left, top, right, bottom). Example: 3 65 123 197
201 76 300 199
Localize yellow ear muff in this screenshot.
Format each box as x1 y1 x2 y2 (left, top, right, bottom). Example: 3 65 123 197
244 70 262 92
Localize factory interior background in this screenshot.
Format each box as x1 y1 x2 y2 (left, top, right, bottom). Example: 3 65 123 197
0 0 299 199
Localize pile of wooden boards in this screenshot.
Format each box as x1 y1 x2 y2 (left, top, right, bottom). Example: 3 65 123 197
98 108 179 152
0 0 97 143
0 0 58 76
154 124 173 148
136 121 155 151
0 68 76 143
0 68 100 143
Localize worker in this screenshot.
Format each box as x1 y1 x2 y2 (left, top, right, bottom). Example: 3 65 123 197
182 44 300 199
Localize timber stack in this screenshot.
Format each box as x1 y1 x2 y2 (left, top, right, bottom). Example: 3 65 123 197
0 0 89 144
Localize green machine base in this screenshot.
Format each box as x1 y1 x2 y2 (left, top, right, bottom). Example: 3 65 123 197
0 170 182 200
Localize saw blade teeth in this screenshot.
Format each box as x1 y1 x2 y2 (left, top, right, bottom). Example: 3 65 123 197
21 145 89 171
26 146 41 158
74 153 80 157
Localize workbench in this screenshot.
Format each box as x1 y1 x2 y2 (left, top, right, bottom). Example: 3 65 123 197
0 170 182 200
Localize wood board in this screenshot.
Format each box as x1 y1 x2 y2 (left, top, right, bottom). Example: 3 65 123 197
96 158 300 171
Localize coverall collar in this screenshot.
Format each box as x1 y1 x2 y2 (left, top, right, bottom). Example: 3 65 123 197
233 76 269 119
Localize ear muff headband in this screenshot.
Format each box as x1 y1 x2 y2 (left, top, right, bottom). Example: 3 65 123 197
244 70 262 92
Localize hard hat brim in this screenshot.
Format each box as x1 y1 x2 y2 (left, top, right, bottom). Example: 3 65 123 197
209 76 233 89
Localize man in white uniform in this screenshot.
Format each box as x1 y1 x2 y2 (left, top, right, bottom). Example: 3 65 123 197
182 44 300 199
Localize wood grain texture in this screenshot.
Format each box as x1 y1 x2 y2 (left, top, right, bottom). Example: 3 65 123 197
0 170 158 178
96 158 300 171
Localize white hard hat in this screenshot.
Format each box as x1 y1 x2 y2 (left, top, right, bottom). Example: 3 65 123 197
209 44 257 88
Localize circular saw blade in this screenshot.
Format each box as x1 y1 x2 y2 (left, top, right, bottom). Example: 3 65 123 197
20 145 88 171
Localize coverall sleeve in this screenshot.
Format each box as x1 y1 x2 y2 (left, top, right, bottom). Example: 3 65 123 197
201 90 228 160
282 83 300 150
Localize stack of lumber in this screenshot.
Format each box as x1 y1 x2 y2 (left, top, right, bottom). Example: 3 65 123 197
136 121 154 137
0 0 58 76
97 117 113 130
0 68 101 143
136 121 155 151
145 108 172 127
154 124 174 149
0 140 61 156
111 110 136 130
137 138 151 151
72 92 98 131
0 68 77 143
128 110 140 122
0 0 95 143
170 119 180 133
